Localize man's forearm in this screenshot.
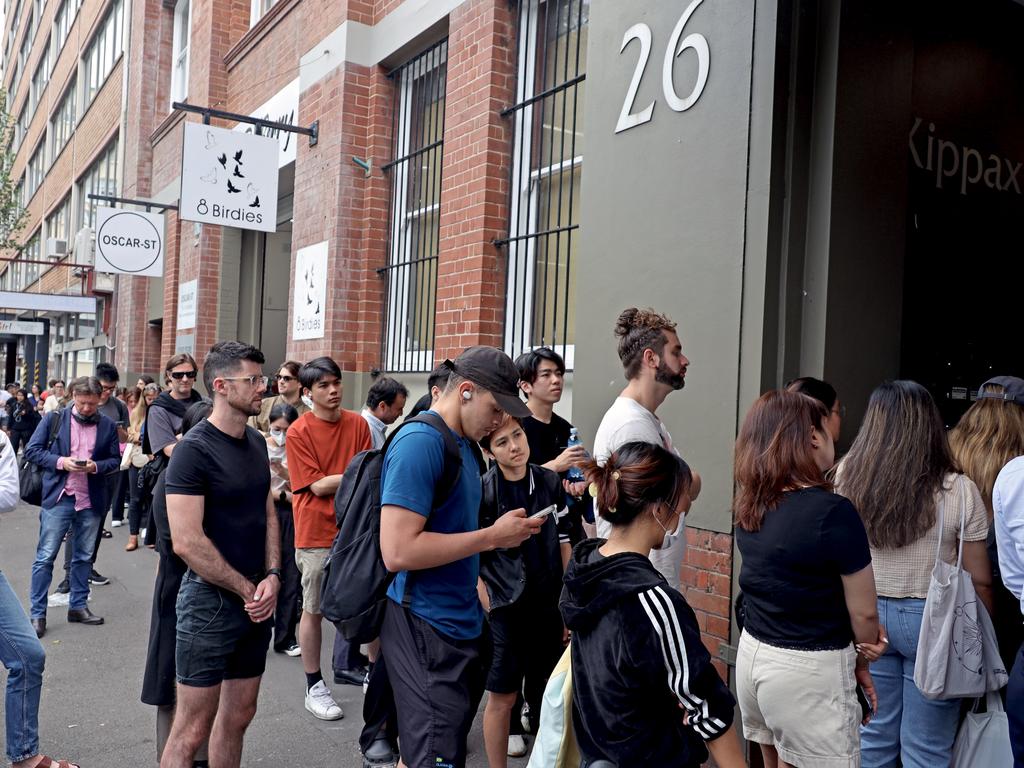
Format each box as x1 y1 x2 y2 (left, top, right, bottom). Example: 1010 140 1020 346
265 498 281 570
385 528 492 572
310 474 342 497
178 536 253 600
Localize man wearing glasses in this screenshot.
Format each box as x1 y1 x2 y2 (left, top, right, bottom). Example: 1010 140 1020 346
161 342 281 768
248 360 308 434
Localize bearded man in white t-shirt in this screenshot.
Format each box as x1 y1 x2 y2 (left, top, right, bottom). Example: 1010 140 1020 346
592 307 701 588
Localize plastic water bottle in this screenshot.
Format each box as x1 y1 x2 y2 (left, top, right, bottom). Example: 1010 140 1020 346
566 428 585 482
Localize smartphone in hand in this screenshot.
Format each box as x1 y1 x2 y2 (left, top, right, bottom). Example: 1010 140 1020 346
529 504 558 520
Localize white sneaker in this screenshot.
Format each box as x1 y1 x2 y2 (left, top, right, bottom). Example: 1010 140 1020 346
520 701 531 733
140 527 147 539
305 680 343 721
111 519 124 528
284 643 301 657
507 735 528 757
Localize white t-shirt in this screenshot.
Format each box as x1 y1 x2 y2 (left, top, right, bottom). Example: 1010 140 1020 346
592 396 686 587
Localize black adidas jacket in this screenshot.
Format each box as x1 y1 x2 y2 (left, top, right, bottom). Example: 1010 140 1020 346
560 539 735 766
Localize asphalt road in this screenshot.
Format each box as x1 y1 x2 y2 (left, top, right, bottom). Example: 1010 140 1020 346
0 501 495 767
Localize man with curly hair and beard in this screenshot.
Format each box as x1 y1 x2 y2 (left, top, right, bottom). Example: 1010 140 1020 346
592 308 701 588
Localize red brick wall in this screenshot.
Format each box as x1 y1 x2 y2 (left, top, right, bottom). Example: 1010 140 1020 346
432 0 516 361
679 527 735 680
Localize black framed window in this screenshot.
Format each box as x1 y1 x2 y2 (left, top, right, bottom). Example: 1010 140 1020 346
379 39 448 373
500 0 588 367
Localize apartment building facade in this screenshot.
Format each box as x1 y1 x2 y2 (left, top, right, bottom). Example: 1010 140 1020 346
1 0 129 382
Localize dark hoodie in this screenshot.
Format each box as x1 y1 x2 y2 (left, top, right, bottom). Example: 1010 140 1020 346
560 539 735 766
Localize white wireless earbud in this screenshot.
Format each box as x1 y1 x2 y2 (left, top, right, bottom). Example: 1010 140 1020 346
462 390 472 401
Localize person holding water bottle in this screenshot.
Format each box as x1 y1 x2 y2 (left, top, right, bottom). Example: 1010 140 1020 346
515 348 589 551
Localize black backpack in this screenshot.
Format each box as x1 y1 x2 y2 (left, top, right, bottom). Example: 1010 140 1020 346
19 411 63 506
319 411 462 643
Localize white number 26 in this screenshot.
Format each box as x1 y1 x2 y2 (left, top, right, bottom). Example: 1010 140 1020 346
615 0 710 134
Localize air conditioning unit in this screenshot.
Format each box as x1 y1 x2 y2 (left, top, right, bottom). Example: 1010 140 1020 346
46 238 68 259
72 227 95 267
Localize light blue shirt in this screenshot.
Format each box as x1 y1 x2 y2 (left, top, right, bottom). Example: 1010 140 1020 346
993 456 1024 616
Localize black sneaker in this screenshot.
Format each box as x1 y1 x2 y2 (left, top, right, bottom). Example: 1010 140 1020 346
88 569 110 586
55 578 70 594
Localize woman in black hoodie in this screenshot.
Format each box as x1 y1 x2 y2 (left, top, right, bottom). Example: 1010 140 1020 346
561 441 745 767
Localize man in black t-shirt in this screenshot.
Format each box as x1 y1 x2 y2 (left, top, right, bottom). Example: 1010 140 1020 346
160 342 281 768
515 348 588 546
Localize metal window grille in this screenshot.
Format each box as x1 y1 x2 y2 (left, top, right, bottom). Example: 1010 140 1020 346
500 0 589 369
379 39 448 373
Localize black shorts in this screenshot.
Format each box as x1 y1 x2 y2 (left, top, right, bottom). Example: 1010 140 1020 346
380 600 488 768
486 596 564 695
175 573 272 687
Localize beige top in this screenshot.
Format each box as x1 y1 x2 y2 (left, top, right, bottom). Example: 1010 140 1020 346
836 470 988 598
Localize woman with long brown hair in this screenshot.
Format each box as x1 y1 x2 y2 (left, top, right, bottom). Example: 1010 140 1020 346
836 380 993 768
949 375 1024 670
734 389 880 768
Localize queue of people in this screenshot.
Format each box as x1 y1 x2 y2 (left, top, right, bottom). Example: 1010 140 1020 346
4 304 1024 768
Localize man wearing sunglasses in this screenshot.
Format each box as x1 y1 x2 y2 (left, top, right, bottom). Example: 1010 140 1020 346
143 354 204 462
248 361 308 434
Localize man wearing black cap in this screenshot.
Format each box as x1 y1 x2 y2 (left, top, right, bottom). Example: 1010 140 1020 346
378 346 543 768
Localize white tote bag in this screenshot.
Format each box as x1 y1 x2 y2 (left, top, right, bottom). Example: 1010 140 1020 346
914 482 1009 699
951 690 1014 767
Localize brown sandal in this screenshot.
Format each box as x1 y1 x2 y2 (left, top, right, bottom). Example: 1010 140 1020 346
35 756 81 768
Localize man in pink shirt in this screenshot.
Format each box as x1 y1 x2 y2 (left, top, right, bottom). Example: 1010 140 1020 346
24 377 122 638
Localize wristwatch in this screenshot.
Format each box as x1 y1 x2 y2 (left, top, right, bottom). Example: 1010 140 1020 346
266 568 283 580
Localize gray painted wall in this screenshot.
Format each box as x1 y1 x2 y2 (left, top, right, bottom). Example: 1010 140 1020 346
572 0 760 533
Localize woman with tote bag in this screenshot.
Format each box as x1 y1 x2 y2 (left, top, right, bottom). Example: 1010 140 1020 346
836 380 995 768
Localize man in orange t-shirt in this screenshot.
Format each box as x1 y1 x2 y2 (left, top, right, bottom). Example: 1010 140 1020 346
286 357 372 722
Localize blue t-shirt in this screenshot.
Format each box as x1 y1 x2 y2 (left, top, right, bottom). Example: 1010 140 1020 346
382 415 484 640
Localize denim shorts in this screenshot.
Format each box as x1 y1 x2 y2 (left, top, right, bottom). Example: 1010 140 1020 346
175 573 272 687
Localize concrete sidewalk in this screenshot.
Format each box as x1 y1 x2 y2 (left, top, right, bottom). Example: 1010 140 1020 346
0 501 496 766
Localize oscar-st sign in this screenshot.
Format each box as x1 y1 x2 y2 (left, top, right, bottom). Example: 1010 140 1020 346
179 123 279 233
94 206 165 277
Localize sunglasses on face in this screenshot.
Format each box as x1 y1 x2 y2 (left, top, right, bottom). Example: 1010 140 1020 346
170 370 198 380
276 375 295 382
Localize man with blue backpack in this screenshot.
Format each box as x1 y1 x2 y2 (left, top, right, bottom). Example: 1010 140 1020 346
377 346 543 768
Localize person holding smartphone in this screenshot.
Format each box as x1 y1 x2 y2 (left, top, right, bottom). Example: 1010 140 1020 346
477 414 569 765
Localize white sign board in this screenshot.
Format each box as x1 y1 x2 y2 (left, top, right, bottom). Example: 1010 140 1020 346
292 241 328 340
235 78 299 168
177 279 197 330
0 292 96 313
180 123 279 233
0 320 44 334
94 207 165 276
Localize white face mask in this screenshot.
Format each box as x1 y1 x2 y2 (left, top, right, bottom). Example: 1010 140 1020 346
270 429 286 447
300 394 313 410
653 505 683 550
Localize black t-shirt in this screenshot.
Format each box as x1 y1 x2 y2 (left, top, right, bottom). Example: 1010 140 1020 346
164 420 271 579
498 473 555 591
521 413 573 467
736 487 871 651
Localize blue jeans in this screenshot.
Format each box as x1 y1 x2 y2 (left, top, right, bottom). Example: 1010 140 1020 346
0 569 46 762
861 596 961 768
30 496 101 617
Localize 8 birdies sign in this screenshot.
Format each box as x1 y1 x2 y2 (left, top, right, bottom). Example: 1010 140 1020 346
180 123 279 233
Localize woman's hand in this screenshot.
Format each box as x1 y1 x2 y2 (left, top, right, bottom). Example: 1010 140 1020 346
855 624 888 662
854 664 878 725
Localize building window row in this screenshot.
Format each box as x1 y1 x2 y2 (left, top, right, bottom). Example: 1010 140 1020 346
381 39 448 373
29 41 49 114
46 192 72 245
54 0 82 55
26 138 44 199
49 76 76 160
170 0 190 105
82 0 124 108
77 136 118 230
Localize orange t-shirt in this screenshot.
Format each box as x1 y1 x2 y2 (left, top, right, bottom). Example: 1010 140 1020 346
286 409 372 548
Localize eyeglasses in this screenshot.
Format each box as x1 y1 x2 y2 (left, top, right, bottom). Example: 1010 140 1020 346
169 370 198 380
275 375 295 382
221 375 270 389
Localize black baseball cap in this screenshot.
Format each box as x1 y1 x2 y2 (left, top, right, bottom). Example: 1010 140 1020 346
977 376 1024 406
443 346 532 419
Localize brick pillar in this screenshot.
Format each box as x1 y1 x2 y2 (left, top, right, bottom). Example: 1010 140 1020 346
160 210 183 362
433 0 516 361
287 61 392 371
679 528 735 679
